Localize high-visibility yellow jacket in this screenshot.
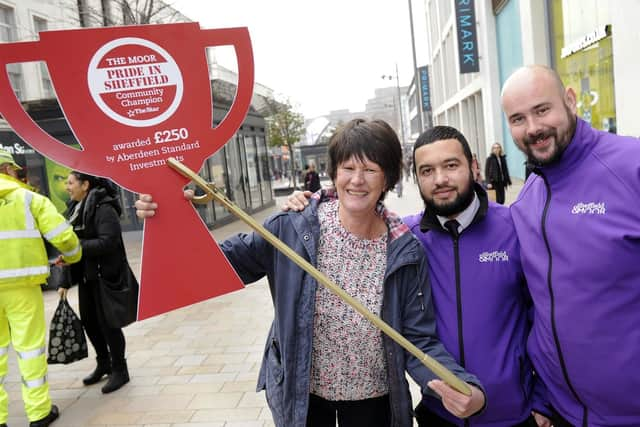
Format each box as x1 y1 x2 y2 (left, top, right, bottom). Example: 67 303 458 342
0 174 81 287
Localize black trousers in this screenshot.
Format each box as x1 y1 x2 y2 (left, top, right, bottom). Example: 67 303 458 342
78 280 126 365
550 406 576 427
415 401 538 427
493 182 506 205
306 394 391 427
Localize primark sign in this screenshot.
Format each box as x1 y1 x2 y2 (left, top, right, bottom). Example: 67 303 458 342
455 0 479 74
418 66 431 111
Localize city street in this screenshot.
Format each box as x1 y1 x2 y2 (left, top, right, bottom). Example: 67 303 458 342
6 179 522 426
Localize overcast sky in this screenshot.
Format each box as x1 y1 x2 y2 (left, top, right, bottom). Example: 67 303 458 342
172 0 428 119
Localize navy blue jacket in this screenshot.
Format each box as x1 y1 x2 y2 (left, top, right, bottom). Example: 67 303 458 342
405 185 546 426
221 192 482 427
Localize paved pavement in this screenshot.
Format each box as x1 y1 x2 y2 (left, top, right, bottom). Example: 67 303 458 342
6 178 523 426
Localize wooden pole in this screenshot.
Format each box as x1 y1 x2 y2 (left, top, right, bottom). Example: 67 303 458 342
167 157 471 396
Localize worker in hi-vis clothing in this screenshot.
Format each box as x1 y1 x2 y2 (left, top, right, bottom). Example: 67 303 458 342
0 148 82 427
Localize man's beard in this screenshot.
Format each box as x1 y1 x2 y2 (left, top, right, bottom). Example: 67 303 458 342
522 108 576 167
422 177 475 217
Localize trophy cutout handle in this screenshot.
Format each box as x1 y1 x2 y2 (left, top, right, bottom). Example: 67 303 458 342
199 28 255 145
0 41 89 170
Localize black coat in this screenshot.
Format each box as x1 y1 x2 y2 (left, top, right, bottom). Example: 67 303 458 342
304 170 321 192
485 154 512 187
67 187 125 287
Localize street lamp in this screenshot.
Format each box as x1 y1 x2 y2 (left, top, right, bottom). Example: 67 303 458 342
381 63 406 145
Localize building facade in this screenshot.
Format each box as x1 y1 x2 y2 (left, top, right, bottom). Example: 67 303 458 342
423 0 503 175
421 0 640 179
0 0 275 230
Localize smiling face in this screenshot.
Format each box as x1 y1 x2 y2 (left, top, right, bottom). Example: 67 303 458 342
501 66 577 167
335 155 386 217
415 138 475 218
66 173 90 202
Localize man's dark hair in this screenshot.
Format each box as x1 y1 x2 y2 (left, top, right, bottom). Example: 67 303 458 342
327 118 402 198
413 125 473 174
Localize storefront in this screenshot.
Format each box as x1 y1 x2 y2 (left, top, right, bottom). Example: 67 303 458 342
0 93 274 231
550 0 616 132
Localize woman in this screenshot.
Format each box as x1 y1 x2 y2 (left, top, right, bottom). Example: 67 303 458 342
304 163 321 192
136 119 484 426
484 143 512 204
58 172 130 394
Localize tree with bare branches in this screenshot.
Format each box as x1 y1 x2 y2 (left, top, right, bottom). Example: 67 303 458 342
264 98 306 189
75 0 189 28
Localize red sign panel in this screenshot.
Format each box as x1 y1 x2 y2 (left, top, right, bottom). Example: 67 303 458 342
0 23 254 320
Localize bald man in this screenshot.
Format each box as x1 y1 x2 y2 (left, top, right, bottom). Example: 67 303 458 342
502 65 640 427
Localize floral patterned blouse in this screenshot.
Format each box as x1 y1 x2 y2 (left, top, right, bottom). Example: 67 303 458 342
310 199 389 401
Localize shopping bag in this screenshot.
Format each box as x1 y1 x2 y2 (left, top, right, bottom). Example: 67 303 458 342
47 298 88 364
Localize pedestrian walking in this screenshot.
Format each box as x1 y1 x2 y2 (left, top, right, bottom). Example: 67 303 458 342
484 143 511 204
304 163 321 192
0 148 82 427
58 172 131 394
502 65 640 426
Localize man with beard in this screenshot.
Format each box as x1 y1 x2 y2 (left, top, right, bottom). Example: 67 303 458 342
403 126 550 427
502 65 640 426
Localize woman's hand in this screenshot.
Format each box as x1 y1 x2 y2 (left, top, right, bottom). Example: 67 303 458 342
135 190 195 219
428 379 485 419
281 190 312 212
57 287 68 299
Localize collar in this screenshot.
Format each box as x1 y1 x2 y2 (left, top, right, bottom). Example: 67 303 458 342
436 192 479 234
420 182 489 234
314 187 410 242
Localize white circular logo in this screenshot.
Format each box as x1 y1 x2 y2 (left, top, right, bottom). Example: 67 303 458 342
87 37 183 127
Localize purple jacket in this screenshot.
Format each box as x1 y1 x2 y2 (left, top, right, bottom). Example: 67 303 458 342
405 185 544 426
510 119 640 426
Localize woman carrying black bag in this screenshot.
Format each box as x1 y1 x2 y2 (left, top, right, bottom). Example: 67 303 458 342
57 171 133 394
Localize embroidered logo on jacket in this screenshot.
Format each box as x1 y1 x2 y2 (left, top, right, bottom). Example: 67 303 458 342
571 202 606 215
478 251 509 262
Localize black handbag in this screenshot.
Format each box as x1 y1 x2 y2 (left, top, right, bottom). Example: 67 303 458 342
98 261 139 329
47 298 88 364
47 264 72 290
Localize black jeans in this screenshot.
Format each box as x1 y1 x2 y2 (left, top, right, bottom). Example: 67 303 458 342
550 406 576 427
415 401 538 427
494 182 506 204
79 280 126 365
306 394 391 427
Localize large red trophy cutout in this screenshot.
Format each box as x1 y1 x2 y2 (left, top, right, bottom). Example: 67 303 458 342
0 23 252 319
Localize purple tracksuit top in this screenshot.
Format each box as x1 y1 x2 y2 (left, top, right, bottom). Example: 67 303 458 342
405 186 543 426
510 118 640 426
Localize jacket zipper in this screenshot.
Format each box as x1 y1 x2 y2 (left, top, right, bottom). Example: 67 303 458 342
451 233 469 427
539 173 588 427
